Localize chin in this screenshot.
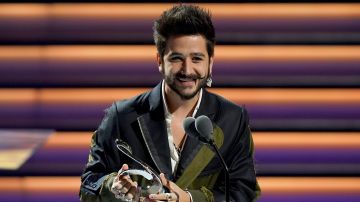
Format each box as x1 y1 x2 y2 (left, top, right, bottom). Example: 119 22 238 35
177 90 199 100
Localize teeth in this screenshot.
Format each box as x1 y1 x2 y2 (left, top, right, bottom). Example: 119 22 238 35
178 78 193 82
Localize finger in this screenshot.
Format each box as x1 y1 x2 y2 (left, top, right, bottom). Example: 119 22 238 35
159 173 170 189
115 178 128 190
119 173 131 180
121 177 138 193
118 164 129 176
125 181 138 200
121 164 129 171
120 181 132 194
159 173 166 184
149 193 178 201
112 177 130 195
111 177 125 194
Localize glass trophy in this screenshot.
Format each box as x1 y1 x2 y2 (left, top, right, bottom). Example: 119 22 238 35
115 139 164 198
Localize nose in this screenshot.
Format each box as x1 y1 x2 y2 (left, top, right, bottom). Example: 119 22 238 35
182 57 193 75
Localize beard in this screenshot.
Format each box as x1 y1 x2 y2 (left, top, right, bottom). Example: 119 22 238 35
163 67 209 100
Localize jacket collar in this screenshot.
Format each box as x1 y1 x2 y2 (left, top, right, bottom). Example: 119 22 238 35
137 83 218 179
137 82 173 177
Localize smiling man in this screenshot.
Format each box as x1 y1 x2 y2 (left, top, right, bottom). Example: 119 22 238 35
80 4 260 202
160 34 211 100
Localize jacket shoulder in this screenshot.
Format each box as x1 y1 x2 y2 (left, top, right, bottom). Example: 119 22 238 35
111 90 152 115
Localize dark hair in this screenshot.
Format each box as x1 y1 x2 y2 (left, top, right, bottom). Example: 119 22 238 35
153 4 215 59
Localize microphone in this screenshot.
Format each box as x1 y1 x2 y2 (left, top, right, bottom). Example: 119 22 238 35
195 115 214 143
183 117 197 138
183 117 209 143
183 115 231 202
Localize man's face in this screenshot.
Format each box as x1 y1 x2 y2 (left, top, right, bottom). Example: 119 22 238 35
158 35 213 100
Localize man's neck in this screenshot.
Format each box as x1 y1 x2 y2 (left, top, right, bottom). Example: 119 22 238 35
164 84 200 117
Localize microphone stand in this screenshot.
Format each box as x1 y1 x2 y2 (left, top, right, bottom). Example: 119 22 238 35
184 116 230 202
207 139 230 202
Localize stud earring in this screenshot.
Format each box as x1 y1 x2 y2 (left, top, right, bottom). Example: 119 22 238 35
206 77 212 87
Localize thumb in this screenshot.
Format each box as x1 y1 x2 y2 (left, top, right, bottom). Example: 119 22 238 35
159 173 169 188
118 164 129 175
121 164 129 170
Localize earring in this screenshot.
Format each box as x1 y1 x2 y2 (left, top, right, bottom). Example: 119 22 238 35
206 77 212 87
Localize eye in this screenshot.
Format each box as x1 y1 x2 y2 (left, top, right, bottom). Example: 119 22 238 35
192 57 203 63
169 56 183 62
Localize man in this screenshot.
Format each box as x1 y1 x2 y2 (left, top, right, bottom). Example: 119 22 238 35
80 4 260 202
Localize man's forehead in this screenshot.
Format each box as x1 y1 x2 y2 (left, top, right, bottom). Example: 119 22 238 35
164 35 208 55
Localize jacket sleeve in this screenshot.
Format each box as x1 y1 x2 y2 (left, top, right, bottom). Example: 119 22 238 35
79 104 122 201
212 108 261 202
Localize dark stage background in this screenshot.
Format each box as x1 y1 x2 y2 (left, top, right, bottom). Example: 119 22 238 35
0 1 360 201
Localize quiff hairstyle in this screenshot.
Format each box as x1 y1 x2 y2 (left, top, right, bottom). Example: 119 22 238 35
153 4 216 59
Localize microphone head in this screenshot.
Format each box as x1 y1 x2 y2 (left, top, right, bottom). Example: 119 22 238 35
195 115 214 142
183 117 198 138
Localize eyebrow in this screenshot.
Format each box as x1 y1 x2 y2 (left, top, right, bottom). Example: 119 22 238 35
191 53 206 57
168 52 206 57
169 52 184 57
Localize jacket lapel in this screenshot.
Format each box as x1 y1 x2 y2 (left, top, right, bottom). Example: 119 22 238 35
136 86 221 182
176 125 224 189
137 83 173 177
175 89 219 181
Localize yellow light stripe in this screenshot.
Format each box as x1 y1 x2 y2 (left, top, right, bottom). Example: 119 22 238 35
1 46 360 61
1 88 359 105
0 3 360 19
44 132 360 149
0 177 359 194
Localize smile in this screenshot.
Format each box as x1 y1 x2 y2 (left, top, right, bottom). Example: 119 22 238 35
177 77 196 82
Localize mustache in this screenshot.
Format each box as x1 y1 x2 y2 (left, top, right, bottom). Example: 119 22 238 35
175 72 205 80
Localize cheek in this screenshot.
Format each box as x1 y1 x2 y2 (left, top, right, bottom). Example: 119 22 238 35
164 63 181 74
196 63 210 76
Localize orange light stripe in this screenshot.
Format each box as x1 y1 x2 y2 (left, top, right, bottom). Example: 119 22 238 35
0 46 42 60
1 3 360 19
45 46 157 61
0 89 37 103
259 177 360 194
0 46 156 60
253 132 360 149
208 88 360 104
0 4 49 18
0 177 79 193
44 132 360 149
40 88 149 104
206 3 360 19
1 46 360 61
215 46 360 61
44 132 92 148
1 88 360 105
0 177 359 194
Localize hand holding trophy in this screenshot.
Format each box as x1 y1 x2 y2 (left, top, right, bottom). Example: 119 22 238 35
112 139 164 201
111 164 139 201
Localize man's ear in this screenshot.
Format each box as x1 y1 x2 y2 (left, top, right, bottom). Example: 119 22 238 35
156 53 163 73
